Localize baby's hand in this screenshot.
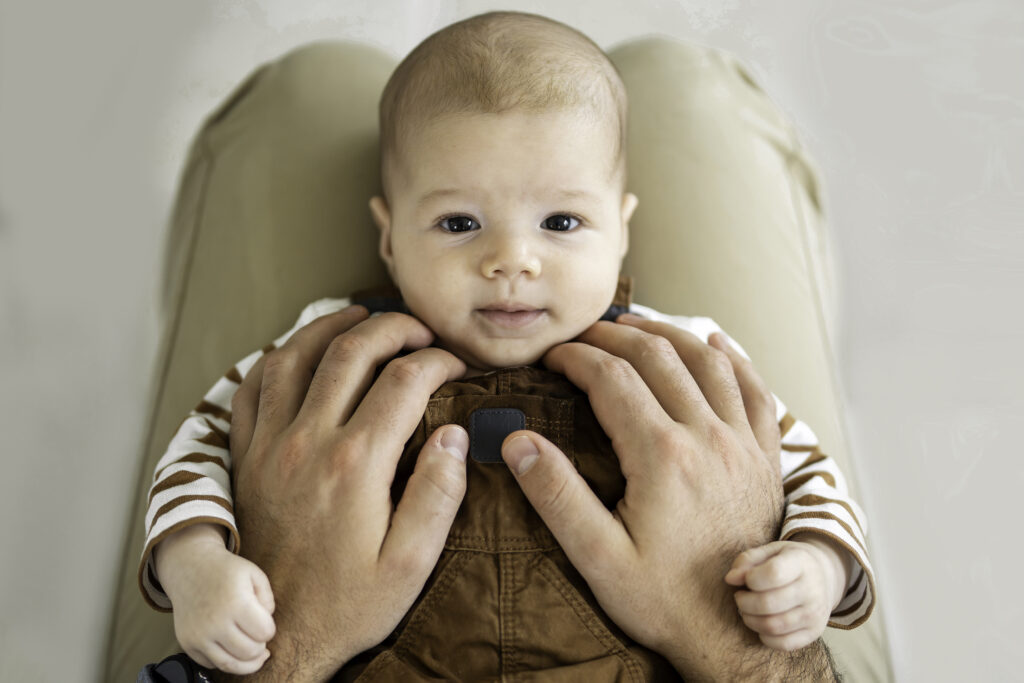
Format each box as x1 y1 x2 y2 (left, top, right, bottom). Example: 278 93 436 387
156 525 277 674
724 539 843 651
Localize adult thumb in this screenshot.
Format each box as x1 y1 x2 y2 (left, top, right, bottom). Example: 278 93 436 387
502 431 626 568
379 425 468 580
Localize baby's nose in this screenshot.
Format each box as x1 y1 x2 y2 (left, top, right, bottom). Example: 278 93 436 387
480 232 541 279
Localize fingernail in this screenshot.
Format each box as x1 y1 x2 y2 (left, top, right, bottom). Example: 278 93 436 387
440 425 468 461
504 435 539 475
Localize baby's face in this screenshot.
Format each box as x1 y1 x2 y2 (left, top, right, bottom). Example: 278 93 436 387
370 109 638 374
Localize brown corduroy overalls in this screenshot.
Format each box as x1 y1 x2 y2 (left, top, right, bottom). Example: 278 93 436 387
337 282 682 682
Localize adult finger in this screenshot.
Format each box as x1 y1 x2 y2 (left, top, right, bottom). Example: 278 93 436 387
501 431 632 586
615 315 748 432
299 312 436 427
709 332 781 463
542 342 675 480
346 348 467 481
250 305 369 448
573 321 711 425
379 425 469 583
230 353 266 473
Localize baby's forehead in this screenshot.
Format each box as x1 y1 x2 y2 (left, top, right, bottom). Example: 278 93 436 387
385 106 625 202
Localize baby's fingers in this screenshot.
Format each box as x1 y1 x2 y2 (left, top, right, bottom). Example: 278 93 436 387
758 628 819 652
218 623 270 664
207 639 270 675
236 602 277 646
740 606 812 639
252 567 276 615
734 579 803 616
237 568 277 642
743 547 804 591
725 541 790 585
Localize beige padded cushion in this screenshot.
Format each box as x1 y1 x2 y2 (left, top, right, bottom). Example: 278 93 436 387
104 38 892 681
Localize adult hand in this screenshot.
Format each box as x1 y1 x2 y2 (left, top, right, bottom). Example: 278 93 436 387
499 316 835 681
224 306 469 682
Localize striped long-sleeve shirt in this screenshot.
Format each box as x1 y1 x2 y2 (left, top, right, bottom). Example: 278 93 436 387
140 298 876 629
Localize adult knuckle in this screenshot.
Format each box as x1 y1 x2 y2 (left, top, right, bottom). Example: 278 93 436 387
647 428 687 471
703 419 735 454
387 547 433 583
652 427 685 454
328 332 368 362
539 474 574 518
418 460 466 506
384 356 427 385
703 345 733 375
328 439 362 473
596 354 635 382
637 334 677 363
262 348 298 377
277 429 313 467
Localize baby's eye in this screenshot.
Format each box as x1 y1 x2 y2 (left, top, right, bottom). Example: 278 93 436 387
542 214 580 232
438 215 480 233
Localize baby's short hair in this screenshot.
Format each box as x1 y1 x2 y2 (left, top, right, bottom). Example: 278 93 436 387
378 11 629 200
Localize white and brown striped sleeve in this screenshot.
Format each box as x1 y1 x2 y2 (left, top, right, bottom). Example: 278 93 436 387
138 297 352 611
627 306 876 630
773 394 876 629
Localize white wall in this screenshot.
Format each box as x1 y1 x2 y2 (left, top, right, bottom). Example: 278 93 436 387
1 1 1021 680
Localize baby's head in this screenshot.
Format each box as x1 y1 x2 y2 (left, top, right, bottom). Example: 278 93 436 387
369 11 639 375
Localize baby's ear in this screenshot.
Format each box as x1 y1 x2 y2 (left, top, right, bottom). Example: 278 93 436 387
369 196 396 275
619 192 639 258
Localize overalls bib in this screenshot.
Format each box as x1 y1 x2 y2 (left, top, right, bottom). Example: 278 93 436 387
337 280 682 682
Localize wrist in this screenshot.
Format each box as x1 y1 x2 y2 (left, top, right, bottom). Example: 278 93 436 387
790 532 852 609
154 523 230 596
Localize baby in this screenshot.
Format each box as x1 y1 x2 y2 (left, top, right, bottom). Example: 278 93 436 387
142 11 874 676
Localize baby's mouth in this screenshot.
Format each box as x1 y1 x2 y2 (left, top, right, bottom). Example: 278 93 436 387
475 304 547 329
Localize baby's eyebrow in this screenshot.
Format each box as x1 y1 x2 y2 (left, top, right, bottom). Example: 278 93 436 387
416 187 599 209
416 188 464 209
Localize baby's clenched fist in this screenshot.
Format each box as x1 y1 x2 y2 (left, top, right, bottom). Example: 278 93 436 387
155 524 277 674
724 537 848 651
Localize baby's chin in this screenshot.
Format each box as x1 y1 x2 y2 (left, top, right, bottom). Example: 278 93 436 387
440 338 553 377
